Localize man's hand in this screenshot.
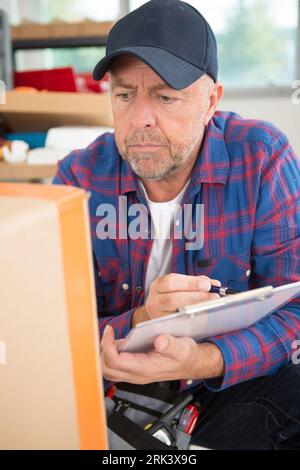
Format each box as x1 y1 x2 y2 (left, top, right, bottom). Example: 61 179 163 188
101 325 224 384
132 273 221 326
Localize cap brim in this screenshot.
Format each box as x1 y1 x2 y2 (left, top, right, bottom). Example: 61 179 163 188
93 46 206 90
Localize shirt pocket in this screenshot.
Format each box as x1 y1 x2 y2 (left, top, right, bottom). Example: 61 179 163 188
194 251 252 292
95 256 132 316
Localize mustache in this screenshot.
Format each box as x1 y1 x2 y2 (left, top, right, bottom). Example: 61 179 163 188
125 131 169 147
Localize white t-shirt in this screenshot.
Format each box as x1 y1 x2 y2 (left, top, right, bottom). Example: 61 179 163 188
138 179 191 298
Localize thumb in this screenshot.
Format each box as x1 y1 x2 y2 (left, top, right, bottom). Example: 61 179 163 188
154 335 175 356
155 335 194 359
102 324 115 343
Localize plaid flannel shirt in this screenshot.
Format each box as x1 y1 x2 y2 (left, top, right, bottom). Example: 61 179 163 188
53 110 300 392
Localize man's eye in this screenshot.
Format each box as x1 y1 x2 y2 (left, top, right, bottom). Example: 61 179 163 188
116 93 130 101
158 95 175 104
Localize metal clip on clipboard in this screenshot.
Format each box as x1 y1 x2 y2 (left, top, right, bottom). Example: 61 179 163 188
177 286 274 316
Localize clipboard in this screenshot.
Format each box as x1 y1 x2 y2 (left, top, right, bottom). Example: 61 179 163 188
119 281 300 353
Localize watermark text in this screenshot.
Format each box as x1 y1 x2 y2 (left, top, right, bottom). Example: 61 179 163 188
291 80 300 104
95 197 204 250
292 340 300 365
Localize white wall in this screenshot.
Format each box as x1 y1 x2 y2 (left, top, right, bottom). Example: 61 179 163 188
0 0 19 23
220 94 300 155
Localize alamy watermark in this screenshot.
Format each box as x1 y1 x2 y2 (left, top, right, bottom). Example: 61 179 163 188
291 80 300 104
292 340 300 365
0 340 6 365
0 80 6 105
95 197 204 250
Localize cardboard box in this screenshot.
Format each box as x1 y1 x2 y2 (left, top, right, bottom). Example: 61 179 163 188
11 21 114 40
0 161 57 181
11 22 51 40
80 20 113 37
51 22 81 38
0 90 113 132
0 183 108 449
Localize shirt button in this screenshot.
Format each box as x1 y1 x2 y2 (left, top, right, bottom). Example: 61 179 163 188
136 286 143 293
98 271 101 276
175 219 180 227
186 380 193 386
122 283 129 291
246 269 251 277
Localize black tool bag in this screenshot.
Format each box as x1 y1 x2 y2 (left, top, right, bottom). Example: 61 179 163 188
105 382 193 450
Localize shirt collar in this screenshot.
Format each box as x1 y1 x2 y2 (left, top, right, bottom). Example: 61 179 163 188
192 115 230 186
119 115 230 196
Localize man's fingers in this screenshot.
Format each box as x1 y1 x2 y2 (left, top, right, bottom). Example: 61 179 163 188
156 290 219 313
154 334 194 360
156 273 212 293
211 278 221 287
101 324 115 344
154 335 171 354
101 327 148 377
101 325 120 367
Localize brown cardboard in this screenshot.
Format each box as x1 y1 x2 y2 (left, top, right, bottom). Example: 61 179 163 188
11 21 113 40
51 22 81 38
11 23 51 40
80 20 114 37
0 91 113 132
0 183 108 450
0 161 57 181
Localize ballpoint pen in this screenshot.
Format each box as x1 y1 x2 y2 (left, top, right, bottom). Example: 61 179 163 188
209 285 239 296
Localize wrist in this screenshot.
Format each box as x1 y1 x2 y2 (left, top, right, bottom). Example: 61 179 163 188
194 342 225 379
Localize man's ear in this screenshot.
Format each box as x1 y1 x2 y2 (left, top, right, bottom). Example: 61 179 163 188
204 82 224 125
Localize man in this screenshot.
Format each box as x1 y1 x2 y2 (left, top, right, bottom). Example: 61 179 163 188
53 0 300 449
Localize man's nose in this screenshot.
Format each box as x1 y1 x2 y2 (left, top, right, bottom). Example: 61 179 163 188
130 97 156 129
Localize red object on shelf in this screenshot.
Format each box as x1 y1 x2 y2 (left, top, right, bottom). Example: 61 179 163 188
14 68 109 94
14 67 78 92
76 72 109 93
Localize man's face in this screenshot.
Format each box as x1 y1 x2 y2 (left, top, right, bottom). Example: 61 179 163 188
109 55 214 181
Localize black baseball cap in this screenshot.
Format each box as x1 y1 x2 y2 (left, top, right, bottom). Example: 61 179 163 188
93 0 218 90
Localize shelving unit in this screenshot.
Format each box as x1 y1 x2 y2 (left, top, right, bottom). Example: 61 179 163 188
11 20 113 51
12 36 107 50
0 161 57 181
0 90 113 180
0 21 114 181
2 90 113 131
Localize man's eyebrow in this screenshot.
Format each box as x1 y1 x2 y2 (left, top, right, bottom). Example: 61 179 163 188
111 80 174 92
111 80 137 91
150 83 174 92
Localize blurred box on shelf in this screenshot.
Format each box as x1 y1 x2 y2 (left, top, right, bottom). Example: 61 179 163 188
51 21 81 38
0 90 113 132
14 68 78 92
80 20 114 37
13 68 109 94
11 21 52 39
11 20 114 40
4 132 47 149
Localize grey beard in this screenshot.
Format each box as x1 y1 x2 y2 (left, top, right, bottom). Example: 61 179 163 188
121 152 181 181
